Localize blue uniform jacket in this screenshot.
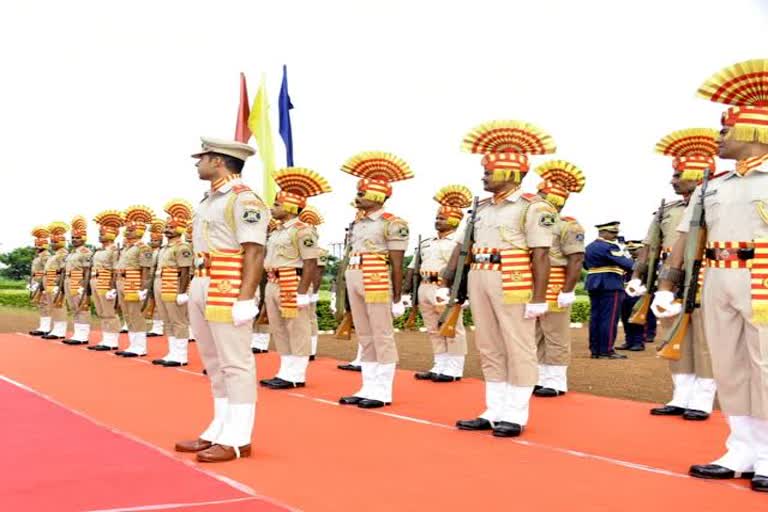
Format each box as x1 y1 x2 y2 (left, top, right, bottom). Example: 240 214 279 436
583 238 634 292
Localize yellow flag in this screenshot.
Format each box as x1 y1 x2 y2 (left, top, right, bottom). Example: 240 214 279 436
248 74 277 205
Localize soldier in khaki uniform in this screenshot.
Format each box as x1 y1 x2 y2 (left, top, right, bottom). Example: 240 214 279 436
251 218 280 355
532 161 586 397
87 210 124 351
450 120 557 437
299 205 327 360
28 226 52 336
627 128 718 420
652 59 768 492
61 216 94 345
175 137 269 463
408 185 472 382
186 223 196 342
151 199 194 367
259 168 331 389
337 151 413 409
111 205 155 357
41 222 70 340
147 219 166 337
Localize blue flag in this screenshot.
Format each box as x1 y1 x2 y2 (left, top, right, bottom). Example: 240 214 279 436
278 65 294 166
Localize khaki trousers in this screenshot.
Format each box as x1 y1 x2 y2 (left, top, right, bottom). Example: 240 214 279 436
91 278 120 333
702 268 768 419
37 290 51 316
662 310 713 377
265 282 311 356
536 309 571 365
418 282 467 355
154 284 190 338
468 270 537 386
252 322 270 334
45 290 67 322
310 301 319 336
189 277 256 404
116 279 145 332
64 278 90 324
345 269 398 364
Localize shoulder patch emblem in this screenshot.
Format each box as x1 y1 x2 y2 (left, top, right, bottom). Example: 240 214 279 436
575 233 585 241
303 238 315 248
181 249 192 258
398 225 409 237
539 212 557 227
242 209 262 224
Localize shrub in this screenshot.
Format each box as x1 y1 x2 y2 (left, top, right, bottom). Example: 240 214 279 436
0 289 35 309
570 300 590 323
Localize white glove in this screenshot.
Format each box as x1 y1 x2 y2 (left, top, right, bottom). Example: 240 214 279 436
461 299 471 310
310 293 320 304
392 301 406 317
105 289 117 300
329 293 337 314
138 289 148 301
435 287 450 304
28 283 39 292
524 302 548 319
77 286 84 296
176 293 189 306
52 286 60 295
232 299 259 327
297 294 311 308
625 278 647 298
651 290 681 318
557 291 576 308
401 294 412 307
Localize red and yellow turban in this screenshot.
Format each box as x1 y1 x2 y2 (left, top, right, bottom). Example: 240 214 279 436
32 225 50 249
273 167 332 214
149 218 165 243
163 198 193 235
534 160 586 208
462 120 556 184
655 128 718 182
341 151 414 203
698 59 768 144
123 205 154 238
433 185 473 227
299 205 324 226
70 215 88 241
93 210 124 242
48 221 69 249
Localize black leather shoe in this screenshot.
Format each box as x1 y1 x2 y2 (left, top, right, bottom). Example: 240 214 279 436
650 405 686 416
337 363 362 372
615 344 633 350
267 379 305 390
534 387 565 397
683 409 710 421
41 334 64 340
89 345 115 351
120 329 128 334
202 369 207 375
492 421 523 437
752 475 768 492
645 338 655 344
28 330 47 336
414 371 436 380
152 358 167 365
120 352 144 358
358 399 389 409
309 355 316 361
599 352 627 359
432 374 461 383
628 345 645 351
260 377 285 387
251 348 268 354
147 333 162 338
590 354 600 359
534 385 543 392
189 339 195 342
690 464 755 480
339 396 365 405
62 339 87 345
161 361 187 367
456 418 493 431
115 350 128 356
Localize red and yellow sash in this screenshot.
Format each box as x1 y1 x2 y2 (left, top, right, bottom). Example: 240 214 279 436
44 270 58 293
278 268 300 318
94 269 112 296
160 267 180 302
68 270 84 296
204 248 244 323
121 269 142 302
545 266 567 312
751 239 768 324
471 248 533 304
361 253 390 303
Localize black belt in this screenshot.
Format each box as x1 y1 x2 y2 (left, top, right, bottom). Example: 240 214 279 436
472 254 502 264
422 275 440 283
705 248 754 261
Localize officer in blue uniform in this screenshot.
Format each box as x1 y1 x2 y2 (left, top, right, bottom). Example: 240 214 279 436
584 222 634 359
616 241 646 351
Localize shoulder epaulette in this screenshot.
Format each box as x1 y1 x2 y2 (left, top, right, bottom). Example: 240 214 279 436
522 193 543 203
561 216 577 222
78 246 90 254
382 212 405 222
232 184 252 194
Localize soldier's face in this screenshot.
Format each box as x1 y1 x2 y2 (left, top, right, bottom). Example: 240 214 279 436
71 237 84 247
354 192 381 210
671 172 698 196
195 154 216 180
271 202 289 220
435 216 452 232
717 126 747 160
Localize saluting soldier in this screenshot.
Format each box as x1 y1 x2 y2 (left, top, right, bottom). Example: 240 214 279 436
299 205 327 361
147 218 166 337
174 137 269 463
652 59 768 491
583 221 634 359
151 199 194 367
41 222 70 340
259 168 331 389
112 206 155 357
449 120 557 437
532 160 586 397
28 226 52 336
408 185 472 382
627 128 719 419
61 216 94 345
337 152 413 409
88 210 124 351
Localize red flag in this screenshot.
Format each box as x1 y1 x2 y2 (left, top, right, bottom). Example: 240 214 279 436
234 72 251 143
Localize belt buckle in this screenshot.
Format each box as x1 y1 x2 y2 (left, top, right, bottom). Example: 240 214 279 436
194 257 206 268
720 249 730 260
475 254 491 263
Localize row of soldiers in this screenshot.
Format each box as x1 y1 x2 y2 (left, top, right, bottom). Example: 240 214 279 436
22 58 768 492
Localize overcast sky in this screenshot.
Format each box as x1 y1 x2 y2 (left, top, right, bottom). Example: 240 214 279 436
2 0 768 255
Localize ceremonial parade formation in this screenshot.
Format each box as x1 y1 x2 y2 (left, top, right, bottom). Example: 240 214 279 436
19 57 768 495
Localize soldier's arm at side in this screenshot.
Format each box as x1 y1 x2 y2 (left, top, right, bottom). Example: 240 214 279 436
403 268 415 293
312 264 324 294
298 259 318 295
563 252 584 293
389 250 405 303
239 243 264 300
657 235 687 292
530 247 550 303
441 244 461 287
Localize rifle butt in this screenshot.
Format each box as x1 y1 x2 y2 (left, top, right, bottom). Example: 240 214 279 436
403 307 418 331
256 307 269 325
628 295 650 325
335 312 353 340
438 305 461 338
657 313 690 361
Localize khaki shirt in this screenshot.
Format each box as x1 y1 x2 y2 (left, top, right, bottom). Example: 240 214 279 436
116 242 154 270
350 208 409 254
408 233 460 273
318 247 330 268
92 245 119 270
31 252 50 276
265 217 319 269
469 191 556 250
643 200 686 250
44 248 69 273
678 164 768 241
549 217 585 266
65 246 93 272
192 177 270 253
157 240 194 271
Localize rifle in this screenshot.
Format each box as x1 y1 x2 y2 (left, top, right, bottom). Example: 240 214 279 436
78 254 94 311
403 235 422 330
52 253 67 308
142 250 158 317
438 196 479 338
334 223 354 340
255 274 269 325
657 169 710 360
629 198 665 325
